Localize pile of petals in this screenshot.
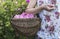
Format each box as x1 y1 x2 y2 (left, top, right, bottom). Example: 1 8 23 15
14 12 34 19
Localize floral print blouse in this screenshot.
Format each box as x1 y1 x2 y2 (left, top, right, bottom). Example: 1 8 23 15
37 0 60 39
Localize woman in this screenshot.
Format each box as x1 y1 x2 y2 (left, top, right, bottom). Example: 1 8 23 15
25 0 60 39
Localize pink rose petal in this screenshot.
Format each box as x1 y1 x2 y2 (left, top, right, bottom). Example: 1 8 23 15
14 15 20 19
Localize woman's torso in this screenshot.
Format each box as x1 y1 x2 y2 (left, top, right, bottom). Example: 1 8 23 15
36 0 60 29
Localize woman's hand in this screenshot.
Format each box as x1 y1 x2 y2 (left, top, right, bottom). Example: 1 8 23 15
42 4 55 11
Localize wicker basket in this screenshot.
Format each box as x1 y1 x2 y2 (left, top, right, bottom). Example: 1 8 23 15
11 15 41 36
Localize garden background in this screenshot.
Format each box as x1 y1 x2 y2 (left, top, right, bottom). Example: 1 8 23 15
0 0 29 39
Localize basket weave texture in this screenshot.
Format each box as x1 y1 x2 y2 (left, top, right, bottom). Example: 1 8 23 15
11 15 41 36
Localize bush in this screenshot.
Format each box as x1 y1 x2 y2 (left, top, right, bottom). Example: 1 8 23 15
0 0 28 39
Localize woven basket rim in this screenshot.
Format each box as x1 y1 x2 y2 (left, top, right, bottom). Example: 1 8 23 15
11 17 40 21
11 22 40 28
11 14 41 20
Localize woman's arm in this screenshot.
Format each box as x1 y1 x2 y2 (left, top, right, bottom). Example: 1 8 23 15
25 0 55 14
25 0 44 14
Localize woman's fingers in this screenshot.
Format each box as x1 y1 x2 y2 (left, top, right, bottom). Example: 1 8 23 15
46 4 56 11
47 7 55 11
41 4 55 11
47 4 55 7
49 6 55 10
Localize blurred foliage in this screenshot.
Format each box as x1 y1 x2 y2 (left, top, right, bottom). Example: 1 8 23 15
0 0 28 39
